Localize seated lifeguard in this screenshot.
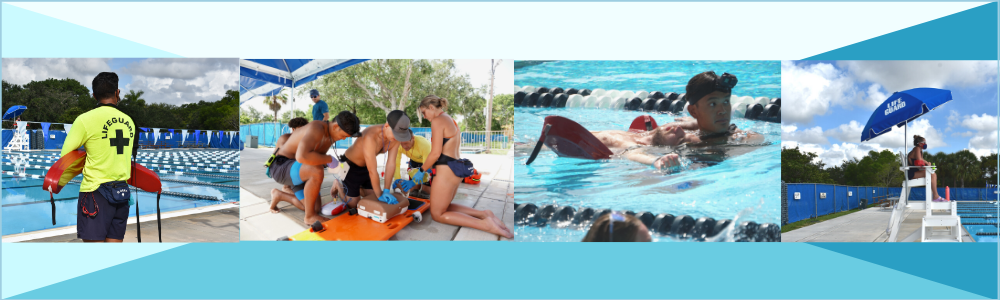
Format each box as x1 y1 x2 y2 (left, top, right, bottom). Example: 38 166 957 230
907 135 946 202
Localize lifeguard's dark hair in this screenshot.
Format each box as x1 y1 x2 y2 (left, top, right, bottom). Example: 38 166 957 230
685 71 722 106
92 72 119 101
582 213 648 242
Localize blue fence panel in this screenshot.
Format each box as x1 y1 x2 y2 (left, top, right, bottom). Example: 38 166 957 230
849 186 859 209
816 184 836 216
42 130 67 149
835 186 848 212
786 184 816 223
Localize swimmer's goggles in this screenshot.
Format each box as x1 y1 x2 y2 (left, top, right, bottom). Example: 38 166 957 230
714 72 738 93
608 212 626 242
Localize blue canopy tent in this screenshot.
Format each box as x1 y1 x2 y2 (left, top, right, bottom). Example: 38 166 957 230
240 59 367 149
239 59 368 106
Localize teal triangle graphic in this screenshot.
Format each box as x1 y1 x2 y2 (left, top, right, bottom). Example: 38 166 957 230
1 3 178 57
806 2 998 60
8 242 990 299
811 243 998 299
1 243 185 299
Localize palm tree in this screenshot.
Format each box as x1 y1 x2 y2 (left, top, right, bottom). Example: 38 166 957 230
263 91 288 139
953 150 979 188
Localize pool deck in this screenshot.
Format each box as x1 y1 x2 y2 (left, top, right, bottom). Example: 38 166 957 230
782 206 975 242
238 147 515 241
2 202 240 243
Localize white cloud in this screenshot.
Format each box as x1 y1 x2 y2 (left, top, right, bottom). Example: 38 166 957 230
960 113 999 157
781 125 828 145
2 58 111 87
946 109 960 133
824 120 864 144
123 58 239 106
782 118 948 168
453 59 515 97
836 61 999 93
863 118 947 149
862 83 888 109
2 58 237 106
780 61 861 124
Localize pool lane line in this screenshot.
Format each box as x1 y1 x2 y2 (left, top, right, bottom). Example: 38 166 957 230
0 184 44 189
159 178 238 189
1 202 239 243
2 197 79 207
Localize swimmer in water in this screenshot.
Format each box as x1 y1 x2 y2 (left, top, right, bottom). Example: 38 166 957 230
581 212 652 242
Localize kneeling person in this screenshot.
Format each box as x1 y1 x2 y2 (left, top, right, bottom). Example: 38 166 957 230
267 111 360 225
341 110 413 209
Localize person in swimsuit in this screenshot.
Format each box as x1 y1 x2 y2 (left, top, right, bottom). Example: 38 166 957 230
267 111 361 225
275 117 309 194
908 135 945 202
592 125 690 170
411 95 512 238
340 110 413 208
581 212 652 242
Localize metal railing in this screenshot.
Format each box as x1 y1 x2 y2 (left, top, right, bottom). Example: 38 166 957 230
459 131 511 154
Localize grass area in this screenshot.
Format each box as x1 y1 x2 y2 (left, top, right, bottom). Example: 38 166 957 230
781 203 883 233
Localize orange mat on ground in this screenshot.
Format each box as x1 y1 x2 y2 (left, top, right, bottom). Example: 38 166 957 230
285 193 430 241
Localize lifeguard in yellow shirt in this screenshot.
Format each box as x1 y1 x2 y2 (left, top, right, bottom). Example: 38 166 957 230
394 129 432 196
61 72 137 243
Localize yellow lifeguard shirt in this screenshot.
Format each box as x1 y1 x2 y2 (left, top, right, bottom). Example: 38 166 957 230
61 106 136 192
393 135 431 181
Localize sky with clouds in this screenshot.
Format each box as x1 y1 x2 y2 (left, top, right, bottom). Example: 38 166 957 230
240 59 515 122
2 58 238 106
781 60 999 167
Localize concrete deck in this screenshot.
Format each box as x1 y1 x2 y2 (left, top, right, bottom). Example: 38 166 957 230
782 206 974 242
239 147 515 241
3 203 240 243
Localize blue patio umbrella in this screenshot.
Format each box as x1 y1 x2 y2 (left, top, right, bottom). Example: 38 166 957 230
860 88 952 143
3 105 27 120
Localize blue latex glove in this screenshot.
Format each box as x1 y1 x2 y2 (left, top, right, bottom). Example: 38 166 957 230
378 189 398 205
412 169 427 184
393 179 416 193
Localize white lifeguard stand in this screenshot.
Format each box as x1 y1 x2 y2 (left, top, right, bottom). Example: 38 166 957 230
4 121 29 152
886 151 962 242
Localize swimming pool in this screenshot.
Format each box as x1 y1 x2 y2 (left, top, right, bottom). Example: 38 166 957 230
513 60 781 242
957 202 998 243
2 149 240 236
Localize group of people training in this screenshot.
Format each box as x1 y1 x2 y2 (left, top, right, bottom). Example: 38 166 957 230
265 90 512 238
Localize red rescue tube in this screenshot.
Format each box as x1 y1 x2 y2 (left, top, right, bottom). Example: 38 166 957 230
628 115 658 133
42 150 87 194
42 150 162 194
128 163 162 193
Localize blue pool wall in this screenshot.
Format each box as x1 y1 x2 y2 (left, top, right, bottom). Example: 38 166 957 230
240 123 509 148
2 129 242 150
785 183 998 224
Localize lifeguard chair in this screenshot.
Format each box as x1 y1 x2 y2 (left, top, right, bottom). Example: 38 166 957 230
886 151 962 242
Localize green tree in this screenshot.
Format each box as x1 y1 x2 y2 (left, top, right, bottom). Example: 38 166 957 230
782 146 834 184
306 59 484 126
981 153 998 186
